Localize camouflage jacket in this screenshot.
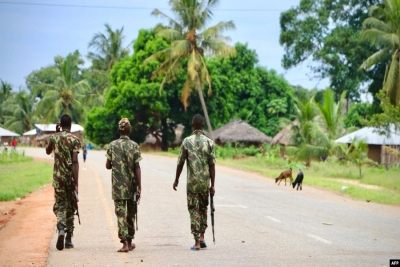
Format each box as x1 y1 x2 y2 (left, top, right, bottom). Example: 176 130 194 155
106 136 142 200
177 130 216 193
49 131 81 189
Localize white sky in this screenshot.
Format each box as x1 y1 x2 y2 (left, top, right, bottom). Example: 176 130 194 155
0 0 330 91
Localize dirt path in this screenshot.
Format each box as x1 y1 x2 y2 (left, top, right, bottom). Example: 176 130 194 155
0 183 55 267
0 157 55 267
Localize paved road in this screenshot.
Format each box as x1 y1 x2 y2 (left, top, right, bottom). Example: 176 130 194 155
24 147 400 267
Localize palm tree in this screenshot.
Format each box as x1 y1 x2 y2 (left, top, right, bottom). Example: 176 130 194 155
87 24 130 107
88 23 130 72
0 80 12 125
290 97 330 166
145 0 236 137
360 0 400 105
36 54 90 123
4 92 39 134
314 88 347 139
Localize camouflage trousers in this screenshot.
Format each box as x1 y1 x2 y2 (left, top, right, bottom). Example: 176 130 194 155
187 192 209 241
53 187 75 233
114 199 136 243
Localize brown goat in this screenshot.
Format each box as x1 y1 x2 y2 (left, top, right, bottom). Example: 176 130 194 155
275 168 293 186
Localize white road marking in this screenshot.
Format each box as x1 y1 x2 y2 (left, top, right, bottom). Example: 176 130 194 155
215 204 248 208
265 216 281 222
308 234 332 244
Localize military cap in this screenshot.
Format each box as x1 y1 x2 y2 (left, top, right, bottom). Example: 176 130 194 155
118 118 131 130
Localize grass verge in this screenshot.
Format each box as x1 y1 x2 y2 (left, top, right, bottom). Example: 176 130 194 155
151 151 400 205
0 153 53 201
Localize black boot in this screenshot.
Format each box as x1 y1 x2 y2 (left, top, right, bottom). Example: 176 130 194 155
56 227 65 251
65 232 74 249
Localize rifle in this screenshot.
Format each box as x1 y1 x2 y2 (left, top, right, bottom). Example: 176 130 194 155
134 191 138 231
71 178 81 225
68 162 81 225
210 195 215 244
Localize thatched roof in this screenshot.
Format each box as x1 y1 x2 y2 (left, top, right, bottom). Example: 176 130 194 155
270 120 298 146
143 124 184 146
211 120 272 144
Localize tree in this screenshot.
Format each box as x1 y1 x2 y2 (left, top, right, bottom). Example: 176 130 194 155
203 43 295 137
86 29 182 149
145 0 236 137
0 80 12 125
348 138 372 178
36 52 90 123
279 0 383 103
3 91 39 134
289 97 330 166
344 102 372 128
88 23 130 72
314 88 347 139
360 0 400 106
86 24 130 106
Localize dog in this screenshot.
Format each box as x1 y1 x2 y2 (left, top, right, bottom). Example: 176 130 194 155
292 170 304 190
275 168 293 186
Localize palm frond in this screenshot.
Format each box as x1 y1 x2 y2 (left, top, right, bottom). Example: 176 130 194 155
156 28 184 42
181 80 193 110
359 48 390 70
362 29 400 48
363 17 391 32
383 50 400 104
151 8 182 31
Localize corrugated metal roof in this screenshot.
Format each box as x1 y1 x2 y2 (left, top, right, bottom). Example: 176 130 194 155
335 126 400 145
34 124 84 133
23 129 37 136
0 127 20 137
23 124 84 136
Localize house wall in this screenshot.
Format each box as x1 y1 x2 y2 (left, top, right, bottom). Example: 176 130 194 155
368 145 381 163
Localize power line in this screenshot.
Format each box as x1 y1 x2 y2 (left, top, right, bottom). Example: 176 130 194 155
0 1 284 12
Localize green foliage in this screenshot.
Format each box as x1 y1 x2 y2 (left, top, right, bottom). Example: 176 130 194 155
366 90 400 132
360 0 400 106
146 0 236 134
279 0 384 103
348 138 372 178
86 29 179 147
35 51 90 124
344 102 372 128
0 79 13 126
3 91 39 134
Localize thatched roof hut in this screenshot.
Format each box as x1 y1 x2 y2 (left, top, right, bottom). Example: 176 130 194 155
270 120 298 146
141 124 184 151
211 120 272 145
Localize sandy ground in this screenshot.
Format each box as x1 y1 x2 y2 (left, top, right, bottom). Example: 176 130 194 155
0 158 55 267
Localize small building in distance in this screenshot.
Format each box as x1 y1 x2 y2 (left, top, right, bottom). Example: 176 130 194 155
141 124 184 152
0 127 20 145
335 126 400 164
23 124 84 147
211 120 272 146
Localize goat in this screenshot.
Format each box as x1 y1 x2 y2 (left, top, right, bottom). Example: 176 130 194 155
292 170 304 190
275 168 293 186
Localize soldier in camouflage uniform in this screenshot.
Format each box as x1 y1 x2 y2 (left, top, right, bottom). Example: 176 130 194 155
174 114 216 251
45 114 81 251
106 118 142 252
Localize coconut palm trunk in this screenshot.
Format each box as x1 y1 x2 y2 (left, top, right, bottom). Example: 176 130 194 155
196 74 213 139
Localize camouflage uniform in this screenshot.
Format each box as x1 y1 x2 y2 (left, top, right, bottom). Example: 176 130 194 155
177 130 216 241
106 120 142 244
50 131 81 234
